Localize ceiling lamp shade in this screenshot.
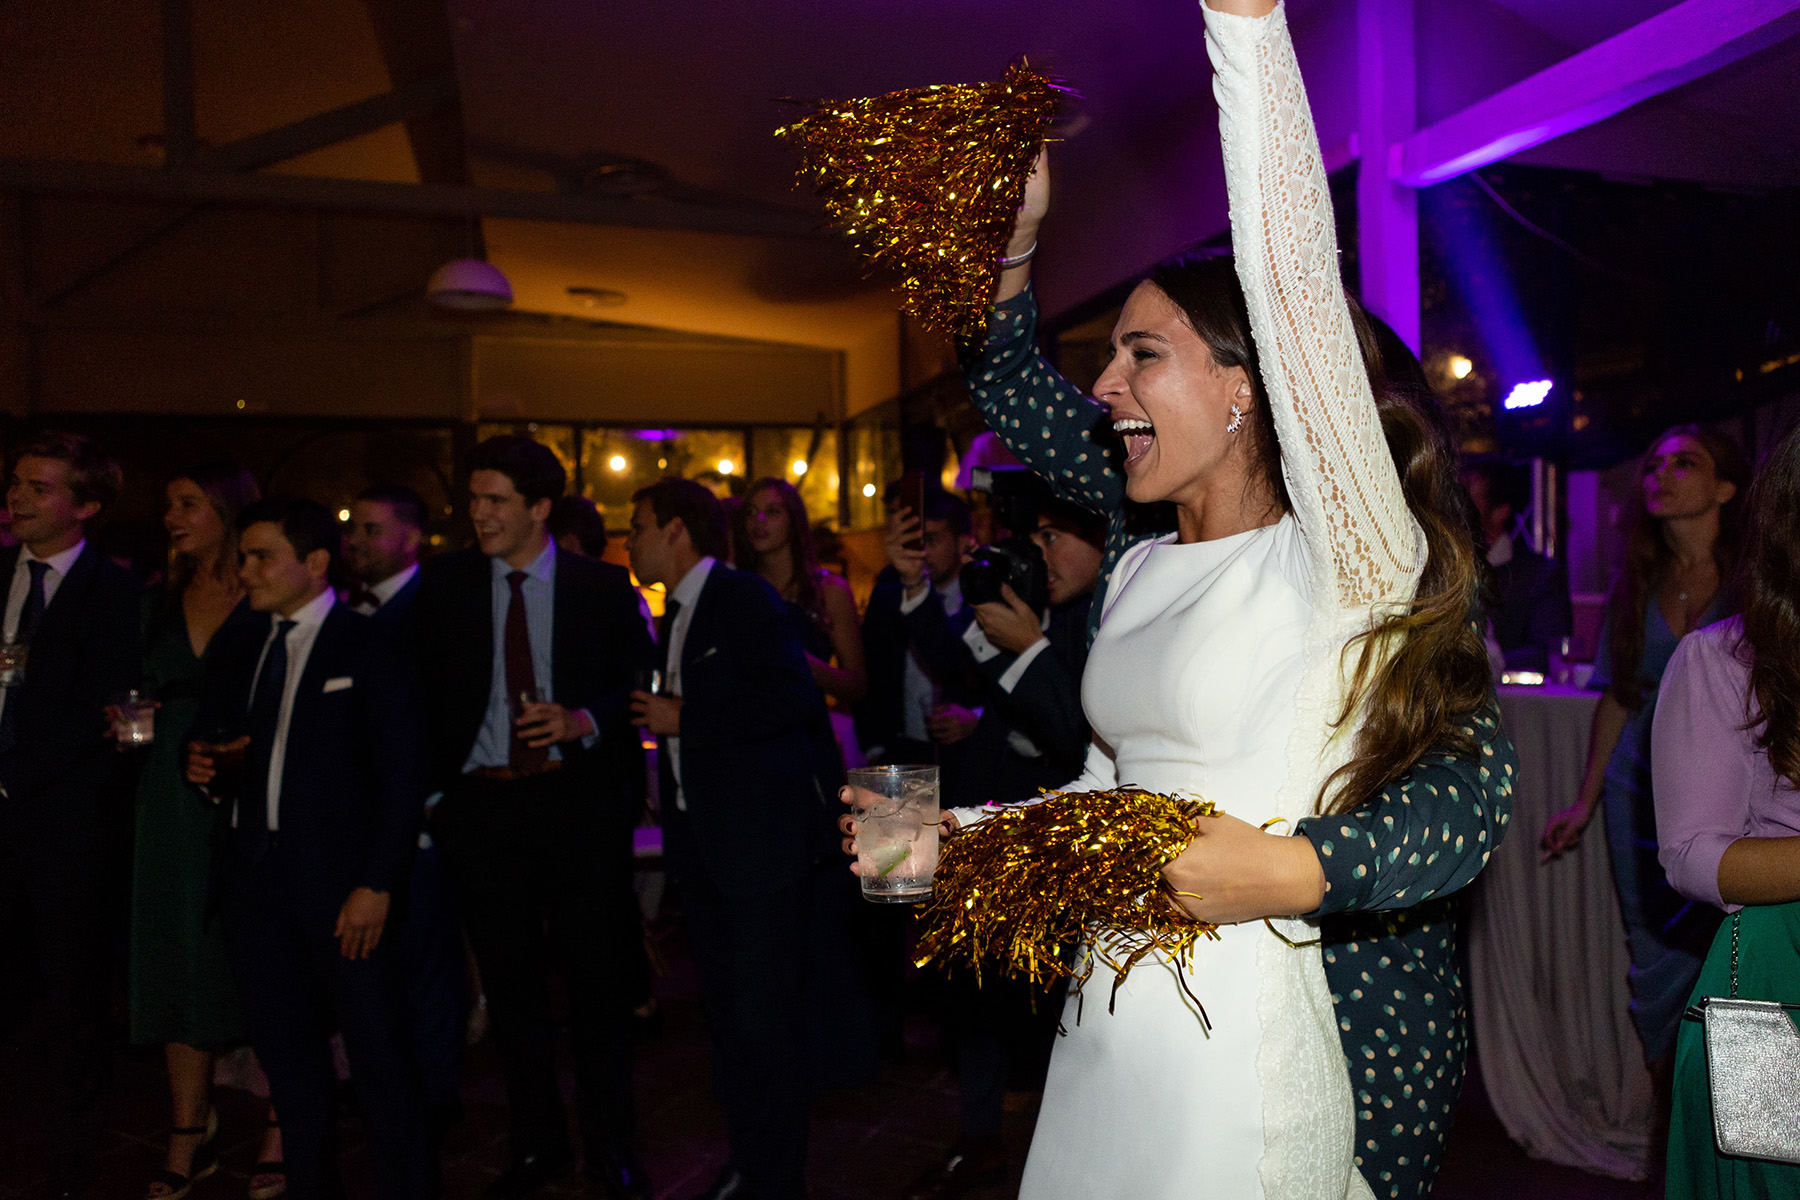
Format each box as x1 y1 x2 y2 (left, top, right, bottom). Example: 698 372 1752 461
426 258 514 310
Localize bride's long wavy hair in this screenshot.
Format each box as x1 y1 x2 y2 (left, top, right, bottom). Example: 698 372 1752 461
1734 421 1800 786
1147 253 1491 816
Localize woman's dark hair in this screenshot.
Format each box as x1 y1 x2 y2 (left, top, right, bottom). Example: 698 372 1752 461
1606 423 1751 709
468 435 566 506
734 478 828 624
1143 253 1489 814
1736 422 1800 785
1147 253 1290 522
163 460 259 609
632 477 729 560
1323 305 1494 815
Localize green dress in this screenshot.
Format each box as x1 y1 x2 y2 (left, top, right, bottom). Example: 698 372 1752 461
1668 900 1800 1197
127 595 253 1048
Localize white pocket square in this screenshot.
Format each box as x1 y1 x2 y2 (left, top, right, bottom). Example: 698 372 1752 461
322 676 354 693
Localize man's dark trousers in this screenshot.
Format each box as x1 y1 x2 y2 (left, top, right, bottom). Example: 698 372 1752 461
433 769 642 1166
224 845 433 1200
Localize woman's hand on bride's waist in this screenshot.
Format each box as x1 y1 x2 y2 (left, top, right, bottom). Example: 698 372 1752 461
1161 811 1327 925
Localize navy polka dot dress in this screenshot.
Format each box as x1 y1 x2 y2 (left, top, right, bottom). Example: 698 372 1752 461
963 288 1518 1198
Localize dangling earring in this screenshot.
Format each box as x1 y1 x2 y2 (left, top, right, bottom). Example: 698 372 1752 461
1226 403 1245 434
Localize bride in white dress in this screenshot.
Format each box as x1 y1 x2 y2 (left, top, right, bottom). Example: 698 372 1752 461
1012 3 1419 1196
849 1 1422 1196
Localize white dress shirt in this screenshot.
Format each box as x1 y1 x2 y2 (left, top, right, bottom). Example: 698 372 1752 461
662 555 716 812
352 561 419 615
245 587 336 831
898 574 963 744
0 538 86 726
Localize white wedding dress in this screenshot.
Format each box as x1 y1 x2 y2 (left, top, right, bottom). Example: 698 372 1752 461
1014 5 1424 1199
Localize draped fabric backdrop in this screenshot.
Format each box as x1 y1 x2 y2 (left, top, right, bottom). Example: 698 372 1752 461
1471 686 1655 1180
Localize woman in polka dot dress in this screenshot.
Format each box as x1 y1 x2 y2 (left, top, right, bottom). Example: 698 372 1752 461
955 10 1516 1196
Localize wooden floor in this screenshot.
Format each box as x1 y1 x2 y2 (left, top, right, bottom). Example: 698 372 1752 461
0 918 1661 1200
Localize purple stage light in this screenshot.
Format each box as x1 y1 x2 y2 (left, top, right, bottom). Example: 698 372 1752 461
1503 379 1554 410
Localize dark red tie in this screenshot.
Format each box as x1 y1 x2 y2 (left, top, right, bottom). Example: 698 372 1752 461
505 570 548 772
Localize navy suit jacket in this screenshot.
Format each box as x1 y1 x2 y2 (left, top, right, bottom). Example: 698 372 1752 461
412 545 653 801
0 542 141 840
659 564 837 893
204 603 423 924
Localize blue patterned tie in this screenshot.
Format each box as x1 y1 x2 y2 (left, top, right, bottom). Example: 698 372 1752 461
241 619 296 854
0 560 51 754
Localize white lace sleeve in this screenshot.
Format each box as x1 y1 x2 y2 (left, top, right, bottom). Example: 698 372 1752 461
1203 2 1422 612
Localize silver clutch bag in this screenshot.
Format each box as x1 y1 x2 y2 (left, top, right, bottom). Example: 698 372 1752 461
1686 912 1800 1164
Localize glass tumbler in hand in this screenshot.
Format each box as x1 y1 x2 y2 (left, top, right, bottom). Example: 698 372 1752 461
847 765 940 903
0 637 27 688
110 689 156 746
192 728 248 807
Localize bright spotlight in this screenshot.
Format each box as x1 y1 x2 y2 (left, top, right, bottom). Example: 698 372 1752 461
608 455 627 472
1449 355 1474 380
792 459 808 476
338 508 352 522
862 483 877 498
717 459 734 475
1503 379 1554 410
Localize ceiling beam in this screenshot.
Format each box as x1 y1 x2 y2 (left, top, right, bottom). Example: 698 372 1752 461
200 76 459 173
0 157 823 239
361 0 469 185
161 0 196 166
1391 0 1800 188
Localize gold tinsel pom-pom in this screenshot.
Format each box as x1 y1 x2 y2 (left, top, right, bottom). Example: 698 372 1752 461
775 60 1074 342
914 788 1222 1026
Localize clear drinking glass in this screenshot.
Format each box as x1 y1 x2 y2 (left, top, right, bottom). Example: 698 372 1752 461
0 638 27 687
112 689 156 745
848 765 940 903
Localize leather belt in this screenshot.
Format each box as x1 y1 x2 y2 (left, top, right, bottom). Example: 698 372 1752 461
467 760 563 783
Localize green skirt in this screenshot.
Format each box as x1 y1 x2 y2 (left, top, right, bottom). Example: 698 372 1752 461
1668 899 1800 1198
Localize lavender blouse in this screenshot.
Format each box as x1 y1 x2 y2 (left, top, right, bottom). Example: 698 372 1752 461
1652 617 1800 910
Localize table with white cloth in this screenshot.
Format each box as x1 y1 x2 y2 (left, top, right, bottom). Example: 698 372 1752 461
1469 684 1655 1180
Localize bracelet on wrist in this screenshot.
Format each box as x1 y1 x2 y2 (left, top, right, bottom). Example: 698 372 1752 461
997 241 1037 269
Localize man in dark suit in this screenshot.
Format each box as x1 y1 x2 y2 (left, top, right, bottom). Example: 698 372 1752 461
856 489 982 770
626 478 841 1200
0 431 141 1199
344 483 466 1137
412 437 653 1200
187 496 431 1200
1463 460 1572 673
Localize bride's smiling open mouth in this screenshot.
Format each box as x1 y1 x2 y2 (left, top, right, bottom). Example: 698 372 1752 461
1113 415 1156 469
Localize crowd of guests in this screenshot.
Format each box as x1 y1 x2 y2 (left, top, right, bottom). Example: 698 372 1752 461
0 427 1112 1200
4 406 1799 1200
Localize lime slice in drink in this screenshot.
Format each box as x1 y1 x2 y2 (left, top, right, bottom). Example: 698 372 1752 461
873 844 912 878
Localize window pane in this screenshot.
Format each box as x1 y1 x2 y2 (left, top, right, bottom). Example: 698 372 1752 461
577 428 749 531
845 402 901 529
749 427 841 529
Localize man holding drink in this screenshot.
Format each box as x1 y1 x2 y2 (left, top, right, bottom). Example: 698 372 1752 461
185 496 431 1200
412 436 654 1200
625 478 849 1200
0 431 141 1200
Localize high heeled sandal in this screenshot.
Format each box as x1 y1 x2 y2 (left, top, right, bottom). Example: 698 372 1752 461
144 1109 219 1200
247 1117 286 1200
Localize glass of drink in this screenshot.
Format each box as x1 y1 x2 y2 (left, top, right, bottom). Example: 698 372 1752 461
847 765 940 903
111 689 156 746
0 638 27 687
194 731 247 807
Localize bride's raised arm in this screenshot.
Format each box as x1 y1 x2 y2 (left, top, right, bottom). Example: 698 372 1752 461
1203 0 1421 611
